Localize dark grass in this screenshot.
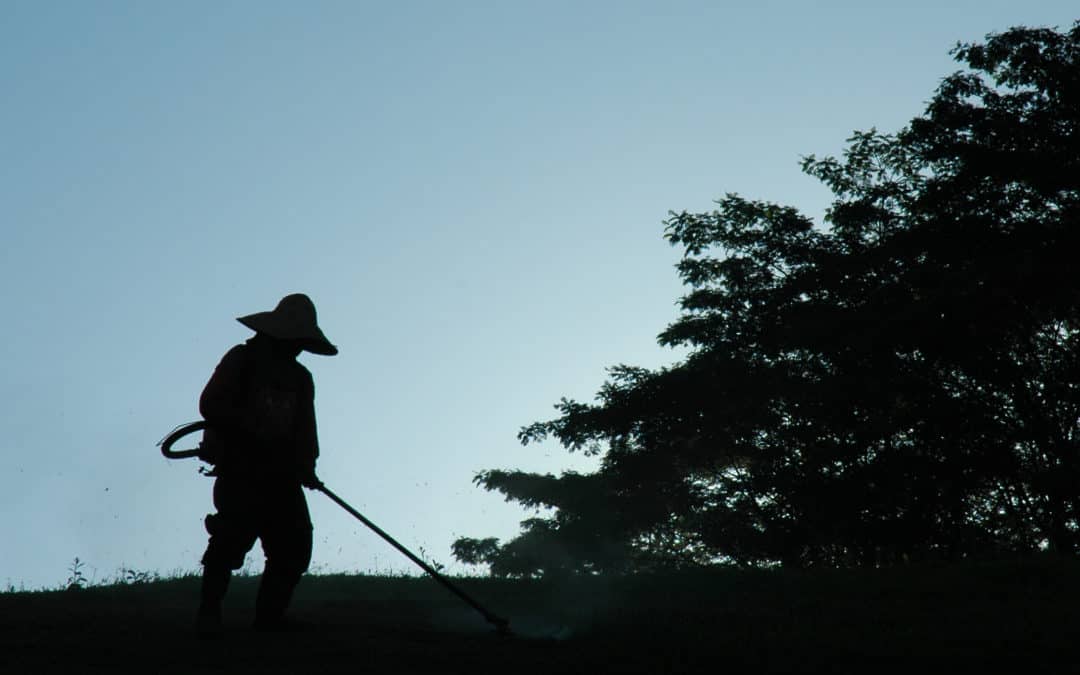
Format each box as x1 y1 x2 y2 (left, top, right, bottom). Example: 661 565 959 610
2 555 1079 673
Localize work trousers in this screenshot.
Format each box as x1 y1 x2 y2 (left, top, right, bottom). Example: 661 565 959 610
200 475 313 624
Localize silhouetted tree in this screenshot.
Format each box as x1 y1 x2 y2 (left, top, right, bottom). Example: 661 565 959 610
454 23 1080 575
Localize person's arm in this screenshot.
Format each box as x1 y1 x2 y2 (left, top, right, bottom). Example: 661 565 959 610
296 368 322 488
199 345 251 436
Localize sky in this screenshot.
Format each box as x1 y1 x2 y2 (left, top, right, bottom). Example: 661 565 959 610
2 1 1076 590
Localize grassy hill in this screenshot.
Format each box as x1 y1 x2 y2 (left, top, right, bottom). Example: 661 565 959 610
2 556 1078 673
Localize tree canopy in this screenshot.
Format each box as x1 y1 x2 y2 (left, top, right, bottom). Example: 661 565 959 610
453 23 1080 576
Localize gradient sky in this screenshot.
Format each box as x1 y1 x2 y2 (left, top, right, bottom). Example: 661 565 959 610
2 1 1076 589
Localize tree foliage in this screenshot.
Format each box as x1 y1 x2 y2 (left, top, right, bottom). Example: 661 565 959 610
454 23 1080 575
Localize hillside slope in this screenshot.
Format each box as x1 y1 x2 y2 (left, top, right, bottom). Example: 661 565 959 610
2 557 1077 673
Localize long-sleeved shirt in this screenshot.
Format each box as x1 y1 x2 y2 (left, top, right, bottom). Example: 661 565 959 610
199 336 319 483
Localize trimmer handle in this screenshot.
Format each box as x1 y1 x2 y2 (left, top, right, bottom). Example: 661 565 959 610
158 420 208 459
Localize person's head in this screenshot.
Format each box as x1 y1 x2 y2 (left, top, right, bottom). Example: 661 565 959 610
250 332 306 358
236 294 338 356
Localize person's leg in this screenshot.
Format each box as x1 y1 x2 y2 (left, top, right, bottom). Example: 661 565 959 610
254 487 313 629
198 479 258 635
197 557 231 629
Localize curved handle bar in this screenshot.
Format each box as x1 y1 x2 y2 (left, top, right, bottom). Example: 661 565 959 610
158 420 208 459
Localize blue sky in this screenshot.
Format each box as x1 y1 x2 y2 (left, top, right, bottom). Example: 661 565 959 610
2 2 1076 588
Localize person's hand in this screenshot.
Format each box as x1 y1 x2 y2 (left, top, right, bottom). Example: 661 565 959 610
300 470 323 490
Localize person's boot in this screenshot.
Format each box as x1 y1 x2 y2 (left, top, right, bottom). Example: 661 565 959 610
196 566 231 639
253 564 301 632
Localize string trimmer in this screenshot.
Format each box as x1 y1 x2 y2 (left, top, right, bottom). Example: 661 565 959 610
158 420 512 635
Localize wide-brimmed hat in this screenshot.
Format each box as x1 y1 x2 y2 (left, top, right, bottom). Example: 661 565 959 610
237 293 338 356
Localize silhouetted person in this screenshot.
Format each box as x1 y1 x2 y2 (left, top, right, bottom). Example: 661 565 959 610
196 293 337 637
